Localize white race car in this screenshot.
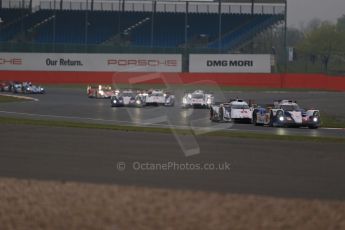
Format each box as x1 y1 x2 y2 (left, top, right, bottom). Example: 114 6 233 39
210 99 253 123
141 89 175 106
252 100 320 129
181 90 214 108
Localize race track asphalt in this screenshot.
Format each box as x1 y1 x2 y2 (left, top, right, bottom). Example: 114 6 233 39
0 124 344 200
0 87 345 137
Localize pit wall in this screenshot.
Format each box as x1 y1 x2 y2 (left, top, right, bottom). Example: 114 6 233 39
1 71 345 91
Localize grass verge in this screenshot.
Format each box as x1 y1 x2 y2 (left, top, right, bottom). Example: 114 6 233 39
0 116 344 143
0 177 344 230
0 95 26 103
321 113 345 128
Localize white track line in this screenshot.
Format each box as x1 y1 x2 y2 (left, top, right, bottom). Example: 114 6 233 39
0 110 344 131
321 127 345 130
0 110 206 130
0 93 39 102
0 110 240 133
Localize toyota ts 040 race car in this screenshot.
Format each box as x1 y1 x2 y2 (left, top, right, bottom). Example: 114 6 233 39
111 90 144 107
181 90 214 108
87 85 117 98
252 100 320 129
210 99 253 123
141 89 175 106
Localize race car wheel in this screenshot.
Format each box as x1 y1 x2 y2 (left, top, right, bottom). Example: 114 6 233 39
269 111 274 127
210 108 213 121
252 110 258 126
219 108 224 122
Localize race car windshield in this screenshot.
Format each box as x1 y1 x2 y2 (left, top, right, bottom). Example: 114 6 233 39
281 105 300 111
224 107 232 112
123 93 135 97
192 94 204 99
231 105 250 109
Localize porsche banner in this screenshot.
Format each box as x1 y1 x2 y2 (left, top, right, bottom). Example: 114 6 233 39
0 53 182 73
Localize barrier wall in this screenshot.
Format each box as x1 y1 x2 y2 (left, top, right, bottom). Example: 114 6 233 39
0 71 345 91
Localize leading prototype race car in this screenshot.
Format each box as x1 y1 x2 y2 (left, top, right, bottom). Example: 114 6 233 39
22 82 45 94
210 99 253 123
111 90 144 107
252 100 320 129
12 82 45 94
141 89 175 106
87 85 117 98
181 90 214 108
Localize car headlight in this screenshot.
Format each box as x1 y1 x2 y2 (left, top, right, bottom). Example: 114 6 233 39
163 93 167 97
187 94 192 99
182 98 187 104
279 116 284 121
313 117 318 122
136 100 141 104
113 100 117 103
207 98 212 104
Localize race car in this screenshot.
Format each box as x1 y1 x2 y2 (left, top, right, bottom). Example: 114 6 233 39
141 89 175 106
111 90 144 107
252 100 320 129
0 81 13 92
22 82 45 94
181 90 214 108
11 81 25 93
210 99 253 123
11 82 45 94
87 85 117 98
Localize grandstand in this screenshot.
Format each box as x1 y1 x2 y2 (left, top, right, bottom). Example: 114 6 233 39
0 0 285 52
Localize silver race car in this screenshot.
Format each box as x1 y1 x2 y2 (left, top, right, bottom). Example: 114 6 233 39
182 90 214 108
13 82 45 94
210 99 253 123
23 82 45 94
252 100 320 129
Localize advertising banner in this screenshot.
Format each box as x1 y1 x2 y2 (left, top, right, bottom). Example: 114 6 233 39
189 54 271 73
0 53 182 72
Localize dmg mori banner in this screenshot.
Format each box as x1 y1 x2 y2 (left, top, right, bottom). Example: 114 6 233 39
189 54 271 73
0 53 182 72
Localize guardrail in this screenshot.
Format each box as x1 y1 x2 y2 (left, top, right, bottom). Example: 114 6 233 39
36 0 285 14
0 0 31 9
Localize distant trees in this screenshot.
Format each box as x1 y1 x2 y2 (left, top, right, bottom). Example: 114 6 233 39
297 16 345 72
236 15 345 73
